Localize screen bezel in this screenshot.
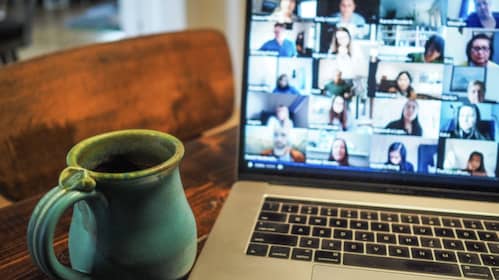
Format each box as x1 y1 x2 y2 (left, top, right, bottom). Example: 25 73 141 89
238 0 499 201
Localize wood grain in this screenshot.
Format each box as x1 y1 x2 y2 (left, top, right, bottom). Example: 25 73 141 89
0 29 234 201
0 126 238 280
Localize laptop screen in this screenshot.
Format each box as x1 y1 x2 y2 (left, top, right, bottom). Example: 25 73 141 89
240 0 499 190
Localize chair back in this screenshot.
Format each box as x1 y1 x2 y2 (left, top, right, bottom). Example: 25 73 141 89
0 30 234 200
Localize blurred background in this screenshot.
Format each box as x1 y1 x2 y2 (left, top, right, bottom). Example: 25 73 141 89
0 0 245 104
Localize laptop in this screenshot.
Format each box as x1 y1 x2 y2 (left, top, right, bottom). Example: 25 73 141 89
189 0 499 279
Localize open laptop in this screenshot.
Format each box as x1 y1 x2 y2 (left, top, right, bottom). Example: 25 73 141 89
189 1 499 279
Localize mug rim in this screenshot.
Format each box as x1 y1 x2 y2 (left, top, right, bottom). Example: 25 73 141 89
66 129 184 181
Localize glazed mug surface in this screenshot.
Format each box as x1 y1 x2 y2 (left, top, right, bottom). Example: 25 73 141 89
27 129 197 280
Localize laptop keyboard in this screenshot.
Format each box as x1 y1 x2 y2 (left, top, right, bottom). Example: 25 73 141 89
246 197 499 279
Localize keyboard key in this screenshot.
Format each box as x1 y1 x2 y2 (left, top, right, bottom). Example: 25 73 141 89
376 233 396 244
312 227 331 238
465 241 488 253
289 214 307 224
493 268 499 280
291 225 310 236
442 218 462 228
463 219 483 230
343 253 461 277
421 216 441 226
262 202 280 212
421 237 442 249
291 248 313 261
442 239 465 251
329 218 348 228
456 229 477 240
461 265 492 279
301 205 318 215
481 254 498 266
413 226 433 236
392 224 411 234
380 212 399 222
340 209 358 219
485 221 498 231
458 252 481 265
320 207 338 217
401 214 420 224
344 241 364 253
246 243 268 256
281 204 298 213
478 231 498 242
366 243 387 256
314 250 341 264
299 237 320 249
309 216 327 226
371 222 390 232
434 227 455 238
334 229 353 240
398 235 419 246
259 212 287 222
388 246 410 258
360 211 378 220
411 248 433 260
350 220 368 230
434 250 457 262
269 246 290 259
251 232 298 246
488 242 499 254
321 239 341 251
355 231 374 242
255 221 290 234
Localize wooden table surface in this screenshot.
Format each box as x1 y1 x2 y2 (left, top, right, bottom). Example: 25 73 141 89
0 126 238 279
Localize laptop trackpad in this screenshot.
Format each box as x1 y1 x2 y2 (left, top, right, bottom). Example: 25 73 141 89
312 265 448 280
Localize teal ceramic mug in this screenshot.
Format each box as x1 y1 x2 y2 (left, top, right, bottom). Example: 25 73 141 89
27 129 197 280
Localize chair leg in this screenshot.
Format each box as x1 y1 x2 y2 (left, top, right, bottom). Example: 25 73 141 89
0 53 7 65
10 50 18 62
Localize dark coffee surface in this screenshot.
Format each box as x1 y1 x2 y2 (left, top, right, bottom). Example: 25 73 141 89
92 154 163 173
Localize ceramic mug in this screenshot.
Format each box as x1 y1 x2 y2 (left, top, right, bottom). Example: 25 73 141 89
27 129 197 279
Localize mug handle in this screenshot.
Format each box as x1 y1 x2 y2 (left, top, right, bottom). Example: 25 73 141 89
27 167 106 279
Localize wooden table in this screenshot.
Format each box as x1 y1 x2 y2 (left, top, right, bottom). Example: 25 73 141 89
0 126 238 279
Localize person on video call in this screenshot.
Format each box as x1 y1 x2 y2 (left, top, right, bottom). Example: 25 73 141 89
462 151 488 176
388 71 417 99
464 33 498 67
408 35 445 63
385 99 423 136
323 70 352 99
327 27 357 78
273 74 301 94
329 0 367 38
385 142 414 172
329 95 348 131
467 80 486 104
261 127 305 162
259 23 297 57
267 105 294 130
270 0 297 23
466 0 499 29
295 31 307 56
328 138 349 166
449 104 491 140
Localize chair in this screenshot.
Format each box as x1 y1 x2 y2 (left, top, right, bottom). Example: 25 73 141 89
0 0 36 64
0 30 234 201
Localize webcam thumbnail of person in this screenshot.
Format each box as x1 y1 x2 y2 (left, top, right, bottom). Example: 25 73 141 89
440 138 498 178
369 134 438 174
245 125 308 163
